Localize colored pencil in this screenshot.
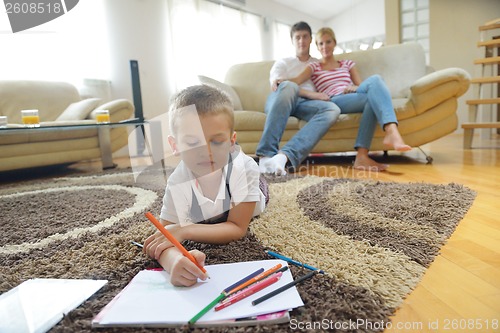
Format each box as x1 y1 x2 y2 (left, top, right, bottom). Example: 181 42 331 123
130 240 143 248
221 267 288 304
225 263 282 295
265 250 324 274
188 268 268 324
252 270 319 306
223 268 264 295
188 292 225 325
145 212 207 275
215 272 282 311
222 266 288 303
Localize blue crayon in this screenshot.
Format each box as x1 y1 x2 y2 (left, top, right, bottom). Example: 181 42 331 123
223 268 264 295
265 250 324 274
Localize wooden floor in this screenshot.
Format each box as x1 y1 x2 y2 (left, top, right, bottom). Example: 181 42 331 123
42 133 500 332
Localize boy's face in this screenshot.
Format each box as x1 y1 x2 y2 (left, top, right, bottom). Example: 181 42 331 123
169 111 235 177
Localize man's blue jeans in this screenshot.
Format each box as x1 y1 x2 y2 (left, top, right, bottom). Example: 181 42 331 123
256 81 340 169
330 75 397 149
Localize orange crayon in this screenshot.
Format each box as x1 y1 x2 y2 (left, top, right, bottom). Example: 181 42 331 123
144 212 208 275
225 263 282 296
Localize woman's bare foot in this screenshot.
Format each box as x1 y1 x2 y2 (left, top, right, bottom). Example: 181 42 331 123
383 123 411 152
353 149 389 172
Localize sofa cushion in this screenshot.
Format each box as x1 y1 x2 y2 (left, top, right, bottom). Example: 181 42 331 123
224 61 274 112
234 110 299 131
335 43 426 99
56 98 102 121
197 75 243 110
0 80 81 123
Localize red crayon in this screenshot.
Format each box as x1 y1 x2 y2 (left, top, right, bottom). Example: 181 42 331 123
225 263 282 296
215 272 282 311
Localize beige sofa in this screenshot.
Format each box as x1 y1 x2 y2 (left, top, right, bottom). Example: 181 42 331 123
0 80 134 172
216 42 470 161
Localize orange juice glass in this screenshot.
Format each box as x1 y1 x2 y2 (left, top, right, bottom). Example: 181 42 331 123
0 116 7 128
95 110 110 124
21 110 40 128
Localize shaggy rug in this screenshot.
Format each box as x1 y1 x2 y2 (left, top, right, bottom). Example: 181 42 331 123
0 167 476 333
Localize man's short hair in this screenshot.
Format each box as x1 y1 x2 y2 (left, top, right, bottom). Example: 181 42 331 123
290 21 312 39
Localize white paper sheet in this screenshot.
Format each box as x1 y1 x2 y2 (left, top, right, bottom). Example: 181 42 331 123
93 259 304 326
0 278 107 333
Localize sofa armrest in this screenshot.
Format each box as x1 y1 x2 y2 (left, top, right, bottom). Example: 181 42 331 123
409 68 470 115
89 99 135 122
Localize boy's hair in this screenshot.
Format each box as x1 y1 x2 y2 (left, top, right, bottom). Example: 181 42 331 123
290 21 312 39
169 84 235 136
315 27 337 45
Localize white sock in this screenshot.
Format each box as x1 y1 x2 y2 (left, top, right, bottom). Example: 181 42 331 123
258 157 271 174
267 153 288 176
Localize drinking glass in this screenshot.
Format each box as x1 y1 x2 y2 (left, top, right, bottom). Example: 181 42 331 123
0 116 7 128
95 110 110 124
21 110 40 128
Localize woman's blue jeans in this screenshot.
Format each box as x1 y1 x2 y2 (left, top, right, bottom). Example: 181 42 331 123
256 81 340 168
330 75 397 149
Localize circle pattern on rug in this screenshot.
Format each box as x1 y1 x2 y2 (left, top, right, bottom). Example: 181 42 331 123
0 185 157 254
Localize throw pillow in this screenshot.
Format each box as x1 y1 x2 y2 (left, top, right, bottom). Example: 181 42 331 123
197 75 243 110
56 98 102 121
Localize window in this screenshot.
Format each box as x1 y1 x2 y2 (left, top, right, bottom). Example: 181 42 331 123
0 1 109 84
335 35 386 55
166 0 263 90
400 0 429 63
273 21 294 59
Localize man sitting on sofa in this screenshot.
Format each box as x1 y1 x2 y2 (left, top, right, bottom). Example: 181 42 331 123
257 21 340 175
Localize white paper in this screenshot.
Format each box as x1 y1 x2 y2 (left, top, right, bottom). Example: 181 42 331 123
0 279 107 333
94 259 304 326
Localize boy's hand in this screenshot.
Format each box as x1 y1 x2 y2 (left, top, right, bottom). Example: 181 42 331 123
144 231 174 260
144 225 185 260
169 250 207 287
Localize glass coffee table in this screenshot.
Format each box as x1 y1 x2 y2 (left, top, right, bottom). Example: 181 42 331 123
0 119 157 170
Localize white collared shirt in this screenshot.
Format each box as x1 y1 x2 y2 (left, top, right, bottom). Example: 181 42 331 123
160 149 265 225
269 56 319 92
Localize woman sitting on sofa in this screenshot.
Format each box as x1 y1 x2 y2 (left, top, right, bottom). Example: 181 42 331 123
282 27 411 171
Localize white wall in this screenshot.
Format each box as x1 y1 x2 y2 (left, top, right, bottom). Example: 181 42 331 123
325 0 385 44
246 0 324 31
103 0 171 121
429 0 500 134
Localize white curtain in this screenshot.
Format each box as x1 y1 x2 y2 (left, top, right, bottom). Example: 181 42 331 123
166 0 263 90
273 22 294 60
0 1 109 86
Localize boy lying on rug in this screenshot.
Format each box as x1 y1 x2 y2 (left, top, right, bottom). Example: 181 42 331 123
144 85 269 287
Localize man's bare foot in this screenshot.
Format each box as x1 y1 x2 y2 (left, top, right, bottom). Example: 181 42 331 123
383 123 411 152
353 154 389 172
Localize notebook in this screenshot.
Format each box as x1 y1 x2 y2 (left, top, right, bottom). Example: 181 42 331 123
0 278 107 333
92 259 303 327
